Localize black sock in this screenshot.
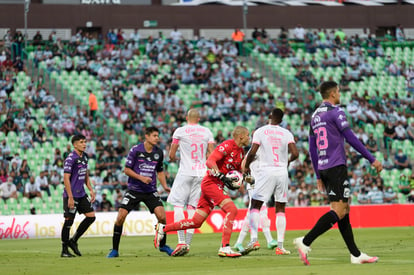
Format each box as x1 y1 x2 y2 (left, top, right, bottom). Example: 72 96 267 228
160 229 167 247
113 225 123 251
303 210 339 246
61 219 74 244
338 214 360 257
72 217 96 242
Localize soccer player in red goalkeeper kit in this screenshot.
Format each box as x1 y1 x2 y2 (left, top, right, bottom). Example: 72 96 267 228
154 126 250 257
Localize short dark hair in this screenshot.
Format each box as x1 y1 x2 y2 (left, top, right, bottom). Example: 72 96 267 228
270 108 284 122
71 134 86 144
319 81 338 99
145 126 159 136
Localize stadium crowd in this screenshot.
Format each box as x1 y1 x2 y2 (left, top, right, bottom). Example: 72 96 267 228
0 26 414 215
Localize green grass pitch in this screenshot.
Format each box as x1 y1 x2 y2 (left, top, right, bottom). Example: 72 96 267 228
1 227 413 275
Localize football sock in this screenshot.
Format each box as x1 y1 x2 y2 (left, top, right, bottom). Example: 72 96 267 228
221 202 238 247
236 212 250 245
338 214 361 257
276 212 286 249
113 225 123 251
186 206 196 245
249 208 260 242
160 224 167 247
61 219 74 244
164 211 206 232
260 207 273 244
303 210 339 246
174 206 186 244
72 216 96 242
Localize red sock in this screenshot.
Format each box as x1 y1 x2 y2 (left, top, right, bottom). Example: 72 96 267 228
164 212 206 232
221 202 238 246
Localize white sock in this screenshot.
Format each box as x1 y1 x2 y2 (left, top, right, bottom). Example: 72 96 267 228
276 212 286 249
249 208 260 242
185 206 196 245
236 211 250 245
260 205 273 244
174 206 185 244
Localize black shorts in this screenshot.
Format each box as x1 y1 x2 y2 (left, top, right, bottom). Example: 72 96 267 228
319 165 350 202
63 195 94 218
120 190 163 213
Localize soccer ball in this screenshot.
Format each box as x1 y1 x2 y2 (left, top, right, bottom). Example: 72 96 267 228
225 170 243 189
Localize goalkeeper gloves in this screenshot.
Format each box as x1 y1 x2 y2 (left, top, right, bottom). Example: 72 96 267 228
211 170 238 190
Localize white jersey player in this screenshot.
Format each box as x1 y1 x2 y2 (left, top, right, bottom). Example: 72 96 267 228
167 109 215 256
234 152 278 253
244 108 298 255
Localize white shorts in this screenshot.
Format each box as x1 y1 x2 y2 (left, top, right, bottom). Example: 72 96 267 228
251 169 289 203
167 174 203 208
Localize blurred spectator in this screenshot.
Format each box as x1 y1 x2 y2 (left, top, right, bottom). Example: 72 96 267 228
0 176 18 201
383 122 396 149
231 28 245 56
366 133 378 152
398 174 411 195
88 89 98 121
395 24 406 42
357 187 370 204
99 193 113 212
102 170 117 191
19 130 34 150
36 170 50 197
394 149 410 170
1 114 18 135
42 158 52 173
49 170 61 189
395 123 407 140
252 27 261 40
294 192 309 206
293 24 305 42
383 186 397 203
367 184 384 204
287 184 301 206
0 140 11 160
381 154 394 170
24 175 42 199
170 27 183 43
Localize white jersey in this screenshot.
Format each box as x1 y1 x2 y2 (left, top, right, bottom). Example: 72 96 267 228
252 124 295 171
172 123 214 177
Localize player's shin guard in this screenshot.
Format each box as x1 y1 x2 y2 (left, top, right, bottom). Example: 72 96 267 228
221 202 238 247
72 216 96 242
338 214 360 257
303 210 339 246
249 208 260 242
174 206 186 244
61 219 74 244
186 206 196 245
276 212 286 248
112 225 123 251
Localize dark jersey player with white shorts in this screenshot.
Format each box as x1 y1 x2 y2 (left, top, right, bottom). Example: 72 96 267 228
107 126 172 258
293 81 383 265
